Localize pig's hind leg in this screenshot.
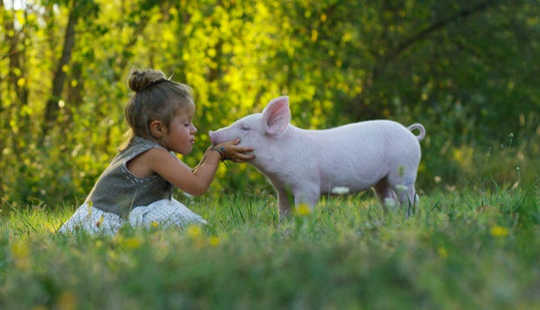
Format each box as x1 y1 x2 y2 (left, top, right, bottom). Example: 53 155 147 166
392 182 418 217
374 177 398 213
387 170 419 217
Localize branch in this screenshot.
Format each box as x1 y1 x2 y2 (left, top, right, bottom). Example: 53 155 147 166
386 1 500 62
0 49 23 61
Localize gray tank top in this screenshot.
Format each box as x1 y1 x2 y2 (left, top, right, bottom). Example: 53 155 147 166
85 136 173 218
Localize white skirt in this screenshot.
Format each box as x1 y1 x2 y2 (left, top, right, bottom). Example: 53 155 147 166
58 198 207 235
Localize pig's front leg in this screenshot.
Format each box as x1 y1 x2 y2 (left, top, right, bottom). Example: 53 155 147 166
269 179 293 217
293 183 320 211
276 186 292 217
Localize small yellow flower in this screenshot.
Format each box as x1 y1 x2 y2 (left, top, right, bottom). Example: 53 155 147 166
437 247 448 259
123 237 142 249
95 215 104 228
113 235 124 245
208 236 220 247
187 225 202 239
490 225 509 238
57 291 77 310
151 221 159 228
11 240 30 270
295 203 311 216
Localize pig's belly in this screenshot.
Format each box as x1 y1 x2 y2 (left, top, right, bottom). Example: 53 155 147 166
318 156 388 194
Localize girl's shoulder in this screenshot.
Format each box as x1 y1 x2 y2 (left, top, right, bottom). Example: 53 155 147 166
125 136 162 150
122 137 171 178
119 136 163 157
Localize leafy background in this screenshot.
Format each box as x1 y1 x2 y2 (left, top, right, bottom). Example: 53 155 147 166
1 0 539 209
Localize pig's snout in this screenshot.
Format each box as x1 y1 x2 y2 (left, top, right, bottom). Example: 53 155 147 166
209 130 226 145
208 130 217 145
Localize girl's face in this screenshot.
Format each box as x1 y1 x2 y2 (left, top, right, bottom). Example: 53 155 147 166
162 104 197 155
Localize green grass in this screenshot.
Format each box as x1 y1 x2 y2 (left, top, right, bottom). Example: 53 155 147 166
1 185 539 309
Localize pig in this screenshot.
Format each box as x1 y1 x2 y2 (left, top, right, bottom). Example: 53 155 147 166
209 96 425 217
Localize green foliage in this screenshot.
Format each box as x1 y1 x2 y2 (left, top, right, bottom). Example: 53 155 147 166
0 1 539 208
1 188 539 308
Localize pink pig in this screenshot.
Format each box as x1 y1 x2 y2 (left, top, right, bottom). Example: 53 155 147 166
209 96 425 217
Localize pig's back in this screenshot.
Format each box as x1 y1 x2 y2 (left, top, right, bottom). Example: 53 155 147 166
306 120 420 193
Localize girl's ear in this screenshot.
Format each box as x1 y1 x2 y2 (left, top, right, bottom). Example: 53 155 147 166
149 120 165 138
262 96 290 136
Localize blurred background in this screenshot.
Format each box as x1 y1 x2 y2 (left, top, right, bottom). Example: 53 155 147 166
1 0 538 209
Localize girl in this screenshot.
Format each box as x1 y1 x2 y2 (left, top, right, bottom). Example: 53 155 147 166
59 69 254 235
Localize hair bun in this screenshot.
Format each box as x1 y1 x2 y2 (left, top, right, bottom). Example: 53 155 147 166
128 69 167 92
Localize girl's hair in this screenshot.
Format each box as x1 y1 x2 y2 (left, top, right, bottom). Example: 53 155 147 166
121 68 193 149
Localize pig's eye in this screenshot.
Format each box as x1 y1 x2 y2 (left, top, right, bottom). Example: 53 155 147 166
240 124 250 131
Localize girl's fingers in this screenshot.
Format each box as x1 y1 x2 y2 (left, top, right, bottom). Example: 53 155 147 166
232 146 253 153
236 153 255 161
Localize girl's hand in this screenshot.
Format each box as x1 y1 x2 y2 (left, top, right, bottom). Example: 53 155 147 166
212 138 255 162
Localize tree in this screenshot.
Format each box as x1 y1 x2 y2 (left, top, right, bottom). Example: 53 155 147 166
41 0 98 142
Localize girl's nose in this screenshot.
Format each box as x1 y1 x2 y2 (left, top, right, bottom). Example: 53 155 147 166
191 124 197 133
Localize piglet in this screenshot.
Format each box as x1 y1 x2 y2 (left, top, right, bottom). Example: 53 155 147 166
209 96 425 217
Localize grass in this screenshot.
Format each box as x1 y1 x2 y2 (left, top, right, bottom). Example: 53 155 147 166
1 184 539 309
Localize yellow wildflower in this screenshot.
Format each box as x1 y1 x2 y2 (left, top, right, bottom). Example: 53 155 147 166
187 225 202 239
95 214 104 228
295 203 311 216
57 291 77 310
11 240 30 270
437 247 448 259
123 237 142 249
490 225 509 238
151 221 159 228
208 236 220 247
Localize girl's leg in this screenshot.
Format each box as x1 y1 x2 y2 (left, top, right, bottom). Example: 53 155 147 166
128 198 207 229
58 203 124 235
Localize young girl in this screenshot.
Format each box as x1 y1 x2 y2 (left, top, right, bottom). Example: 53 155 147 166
59 69 254 235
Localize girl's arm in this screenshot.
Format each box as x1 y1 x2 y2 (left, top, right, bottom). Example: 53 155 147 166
146 140 253 196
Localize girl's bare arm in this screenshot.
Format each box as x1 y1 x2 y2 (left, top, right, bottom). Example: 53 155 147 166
146 140 254 196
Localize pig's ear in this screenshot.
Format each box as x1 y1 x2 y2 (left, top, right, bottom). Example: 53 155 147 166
262 96 290 136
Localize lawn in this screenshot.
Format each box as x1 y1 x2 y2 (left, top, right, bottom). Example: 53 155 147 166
1 185 539 309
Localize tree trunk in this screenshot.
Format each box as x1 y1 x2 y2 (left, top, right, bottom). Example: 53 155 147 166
2 0 29 156
0 0 6 159
41 0 79 141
